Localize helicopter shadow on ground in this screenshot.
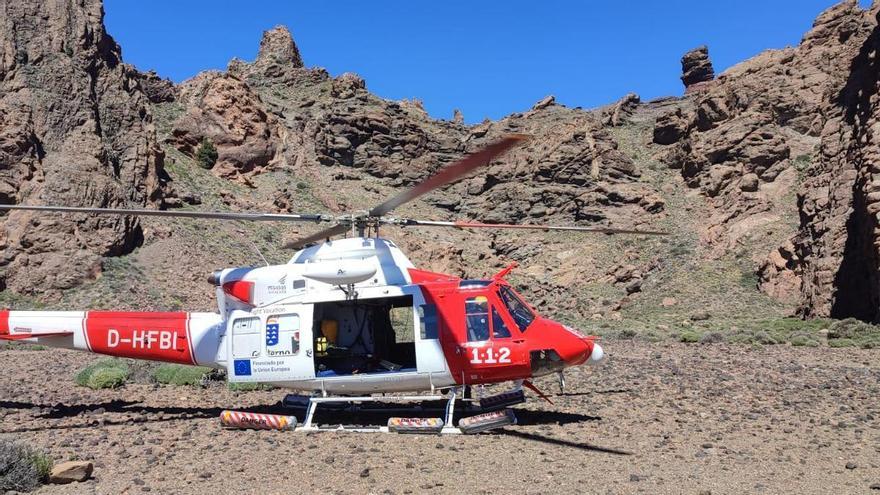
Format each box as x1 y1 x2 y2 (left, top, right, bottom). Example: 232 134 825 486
0 399 602 432
495 429 633 456
511 408 601 426
0 399 282 433
555 387 633 398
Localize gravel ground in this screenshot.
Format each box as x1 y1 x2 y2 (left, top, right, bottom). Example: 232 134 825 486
1 342 878 494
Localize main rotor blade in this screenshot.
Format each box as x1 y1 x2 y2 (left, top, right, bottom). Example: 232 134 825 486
282 223 351 250
0 204 328 223
390 218 668 235
367 134 528 218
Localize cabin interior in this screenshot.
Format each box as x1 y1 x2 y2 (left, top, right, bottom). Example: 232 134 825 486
311 295 417 377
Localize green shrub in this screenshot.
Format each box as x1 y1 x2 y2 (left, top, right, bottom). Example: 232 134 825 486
228 382 275 392
152 364 212 386
827 318 880 348
0 439 53 492
699 331 726 344
29 452 52 482
195 138 218 169
75 358 131 389
828 338 856 348
828 318 874 339
749 330 778 345
679 330 701 343
790 333 819 347
88 368 128 389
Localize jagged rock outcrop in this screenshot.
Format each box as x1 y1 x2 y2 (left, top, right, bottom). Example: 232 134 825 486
654 1 875 258
170 72 282 181
448 103 664 226
0 0 166 294
134 70 176 103
762 4 880 320
331 72 366 99
602 93 640 127
680 46 715 90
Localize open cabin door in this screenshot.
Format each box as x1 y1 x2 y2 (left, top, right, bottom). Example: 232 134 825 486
226 307 314 383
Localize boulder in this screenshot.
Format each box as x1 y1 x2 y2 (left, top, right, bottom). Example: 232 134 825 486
740 173 760 192
531 95 556 111
170 73 281 180
49 461 94 484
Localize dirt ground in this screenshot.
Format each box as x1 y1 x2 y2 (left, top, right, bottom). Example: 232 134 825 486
1 341 878 495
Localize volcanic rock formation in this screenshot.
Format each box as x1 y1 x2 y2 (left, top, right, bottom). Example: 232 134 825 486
680 46 715 91
0 0 167 294
3 0 880 326
763 3 880 321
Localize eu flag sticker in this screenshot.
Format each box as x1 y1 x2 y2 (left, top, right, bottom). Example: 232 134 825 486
266 316 279 346
233 359 252 376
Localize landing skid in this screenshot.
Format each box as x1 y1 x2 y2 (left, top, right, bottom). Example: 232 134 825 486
281 386 523 434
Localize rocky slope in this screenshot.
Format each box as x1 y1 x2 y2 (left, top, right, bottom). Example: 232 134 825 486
1 0 880 332
650 0 880 321
0 0 167 296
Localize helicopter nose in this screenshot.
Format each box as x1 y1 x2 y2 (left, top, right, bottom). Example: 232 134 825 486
568 337 604 366
586 340 604 365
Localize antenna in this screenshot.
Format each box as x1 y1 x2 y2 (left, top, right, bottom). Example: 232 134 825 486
234 227 270 267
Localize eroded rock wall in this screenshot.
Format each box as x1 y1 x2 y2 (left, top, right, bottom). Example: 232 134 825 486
0 0 166 294
777 6 880 320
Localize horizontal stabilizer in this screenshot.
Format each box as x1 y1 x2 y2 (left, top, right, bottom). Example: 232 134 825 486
0 331 73 341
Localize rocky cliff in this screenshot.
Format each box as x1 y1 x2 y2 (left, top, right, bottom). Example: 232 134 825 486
0 0 166 295
650 0 880 320
3 0 880 329
775 3 880 320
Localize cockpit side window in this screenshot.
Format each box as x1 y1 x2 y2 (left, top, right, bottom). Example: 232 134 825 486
491 307 512 338
498 286 535 332
465 296 489 342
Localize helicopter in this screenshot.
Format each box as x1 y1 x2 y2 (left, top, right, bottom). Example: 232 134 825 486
0 135 664 433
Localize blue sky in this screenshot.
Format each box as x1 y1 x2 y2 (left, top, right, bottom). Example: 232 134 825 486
105 1 869 124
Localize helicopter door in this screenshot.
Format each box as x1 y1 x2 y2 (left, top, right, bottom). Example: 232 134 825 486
226 308 314 383
455 294 530 383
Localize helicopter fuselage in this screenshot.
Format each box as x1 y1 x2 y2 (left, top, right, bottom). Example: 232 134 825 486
0 238 603 394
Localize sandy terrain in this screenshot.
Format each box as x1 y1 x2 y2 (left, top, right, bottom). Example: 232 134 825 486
1 341 878 494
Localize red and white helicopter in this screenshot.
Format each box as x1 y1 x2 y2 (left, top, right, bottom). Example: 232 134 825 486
0 135 662 433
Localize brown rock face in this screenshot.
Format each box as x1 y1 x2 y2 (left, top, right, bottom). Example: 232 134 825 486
452 106 664 227
654 1 875 257
0 0 165 294
680 46 715 89
602 93 640 127
331 72 366 99
170 72 281 181
257 25 303 69
784 5 880 320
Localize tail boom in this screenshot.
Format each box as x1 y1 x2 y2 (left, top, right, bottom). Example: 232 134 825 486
0 310 224 366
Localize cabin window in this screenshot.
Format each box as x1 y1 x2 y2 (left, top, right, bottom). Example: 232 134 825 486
419 304 439 339
232 317 261 358
466 296 490 342
266 314 300 357
389 306 415 343
491 307 512 338
499 286 536 332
